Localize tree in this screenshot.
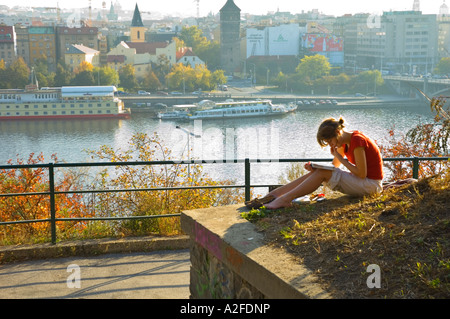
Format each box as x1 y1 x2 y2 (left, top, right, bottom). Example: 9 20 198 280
166 63 195 92
295 55 331 81
0 59 7 88
152 54 171 85
434 57 450 75
71 70 95 86
86 133 245 236
380 95 449 180
143 68 161 91
193 64 212 90
0 153 90 244
7 57 30 89
32 57 55 88
75 61 94 73
54 62 73 86
177 26 221 70
119 64 138 91
94 66 119 86
211 69 226 89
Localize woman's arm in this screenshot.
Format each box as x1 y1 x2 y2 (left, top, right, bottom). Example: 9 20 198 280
332 146 345 168
331 146 367 179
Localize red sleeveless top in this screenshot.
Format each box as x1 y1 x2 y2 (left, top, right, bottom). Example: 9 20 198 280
344 131 384 180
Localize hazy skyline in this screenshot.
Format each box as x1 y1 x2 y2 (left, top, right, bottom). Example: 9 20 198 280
5 0 446 17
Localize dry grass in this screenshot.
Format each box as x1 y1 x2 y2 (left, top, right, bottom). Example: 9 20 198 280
250 172 450 299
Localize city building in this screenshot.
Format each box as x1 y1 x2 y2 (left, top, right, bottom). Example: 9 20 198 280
220 0 241 75
338 10 438 75
246 24 301 58
130 3 146 43
176 47 205 68
14 26 30 65
28 26 57 71
65 44 100 71
0 25 16 66
438 1 450 59
302 33 344 67
56 27 99 63
107 2 119 21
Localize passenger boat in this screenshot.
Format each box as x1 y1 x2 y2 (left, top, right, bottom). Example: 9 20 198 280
0 85 130 120
188 100 297 120
157 100 296 121
157 110 190 120
157 104 197 120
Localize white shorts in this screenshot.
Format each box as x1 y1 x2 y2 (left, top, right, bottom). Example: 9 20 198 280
324 168 383 196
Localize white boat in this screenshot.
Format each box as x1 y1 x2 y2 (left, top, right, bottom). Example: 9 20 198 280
157 110 190 120
188 100 296 120
157 104 197 120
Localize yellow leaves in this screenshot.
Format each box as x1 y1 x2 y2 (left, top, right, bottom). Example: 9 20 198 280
86 132 246 235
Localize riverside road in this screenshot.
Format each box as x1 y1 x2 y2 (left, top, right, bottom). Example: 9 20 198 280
0 249 190 299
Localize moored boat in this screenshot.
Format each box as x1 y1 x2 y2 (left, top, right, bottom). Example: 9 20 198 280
188 99 296 120
0 85 130 120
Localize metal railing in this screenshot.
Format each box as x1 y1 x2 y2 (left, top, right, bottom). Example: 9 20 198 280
0 156 448 244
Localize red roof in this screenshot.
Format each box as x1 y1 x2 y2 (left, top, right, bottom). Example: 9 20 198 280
125 42 169 54
107 55 125 63
176 47 196 60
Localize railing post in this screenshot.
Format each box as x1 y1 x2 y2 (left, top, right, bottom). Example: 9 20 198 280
412 157 419 179
244 158 251 202
49 163 57 245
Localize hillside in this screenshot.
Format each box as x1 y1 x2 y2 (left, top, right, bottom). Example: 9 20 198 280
245 172 449 298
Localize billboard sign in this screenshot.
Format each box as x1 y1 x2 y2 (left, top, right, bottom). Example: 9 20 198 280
302 34 343 52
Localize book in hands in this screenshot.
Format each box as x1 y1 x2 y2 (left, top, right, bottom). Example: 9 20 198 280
311 163 335 170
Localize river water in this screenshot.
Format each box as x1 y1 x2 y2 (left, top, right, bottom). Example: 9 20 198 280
1 101 434 190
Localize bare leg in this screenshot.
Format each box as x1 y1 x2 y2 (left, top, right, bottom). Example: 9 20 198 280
268 171 314 198
265 169 332 209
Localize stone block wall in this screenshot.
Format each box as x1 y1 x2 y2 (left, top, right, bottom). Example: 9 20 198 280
181 204 331 299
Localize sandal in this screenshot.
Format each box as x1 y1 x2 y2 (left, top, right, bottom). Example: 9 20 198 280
245 195 275 209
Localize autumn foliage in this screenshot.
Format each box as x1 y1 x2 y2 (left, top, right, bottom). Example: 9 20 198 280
0 153 90 244
379 95 450 180
86 132 245 236
1 133 246 244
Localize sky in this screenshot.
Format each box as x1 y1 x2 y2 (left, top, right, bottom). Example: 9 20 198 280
6 0 446 17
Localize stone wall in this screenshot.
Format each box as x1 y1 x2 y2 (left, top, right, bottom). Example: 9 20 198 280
181 204 331 299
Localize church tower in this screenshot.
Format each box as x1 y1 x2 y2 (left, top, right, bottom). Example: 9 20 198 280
413 0 420 11
130 3 146 43
220 0 241 75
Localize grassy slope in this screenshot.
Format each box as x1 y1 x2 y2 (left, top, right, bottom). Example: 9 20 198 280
247 172 449 298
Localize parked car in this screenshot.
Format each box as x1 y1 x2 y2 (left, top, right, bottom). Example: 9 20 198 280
156 91 169 95
170 91 183 95
138 90 151 95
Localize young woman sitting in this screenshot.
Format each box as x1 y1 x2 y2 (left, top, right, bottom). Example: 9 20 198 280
247 116 384 210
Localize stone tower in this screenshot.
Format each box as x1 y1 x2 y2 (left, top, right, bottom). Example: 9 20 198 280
220 0 241 75
130 3 146 42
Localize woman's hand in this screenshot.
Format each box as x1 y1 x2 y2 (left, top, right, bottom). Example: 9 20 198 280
330 146 342 159
304 161 313 172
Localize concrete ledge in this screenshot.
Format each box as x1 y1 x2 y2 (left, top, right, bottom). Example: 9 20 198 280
181 204 331 299
0 235 190 264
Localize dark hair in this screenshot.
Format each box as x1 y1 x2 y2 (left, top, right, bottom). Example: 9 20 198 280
316 116 345 147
